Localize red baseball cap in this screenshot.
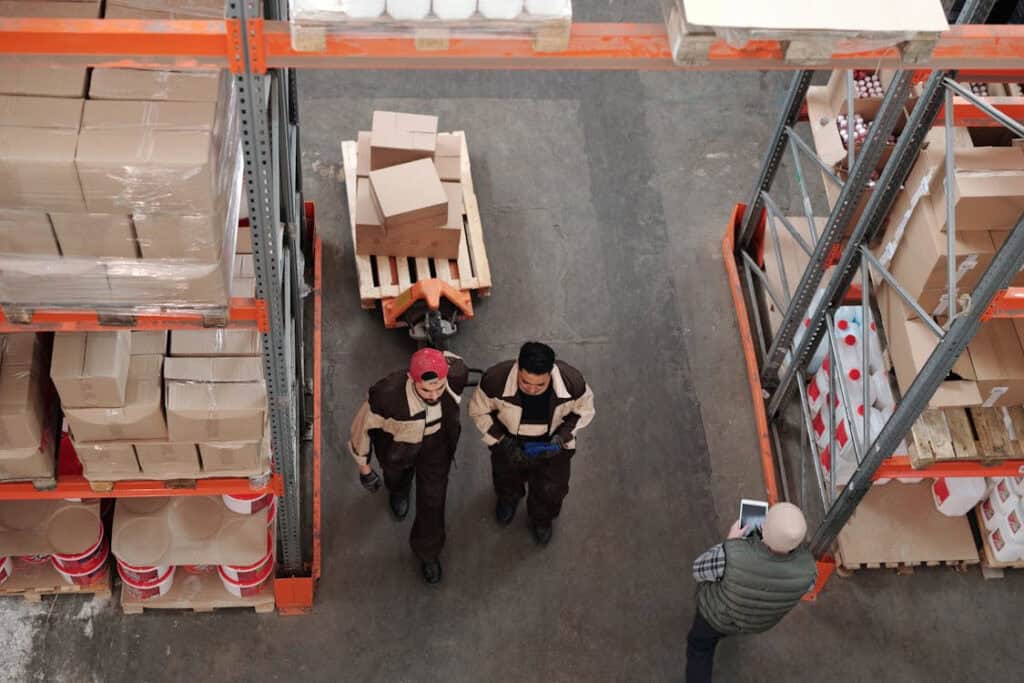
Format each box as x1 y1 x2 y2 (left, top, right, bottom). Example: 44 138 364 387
409 349 449 382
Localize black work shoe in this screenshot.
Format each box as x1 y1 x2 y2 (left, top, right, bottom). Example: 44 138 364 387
421 560 443 585
389 493 409 520
531 523 553 547
495 500 519 526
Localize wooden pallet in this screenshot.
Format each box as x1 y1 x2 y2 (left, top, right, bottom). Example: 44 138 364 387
835 481 980 572
120 570 274 615
341 131 492 309
0 559 111 602
0 475 57 491
289 14 570 53
1 305 231 328
974 507 1024 579
907 406 1024 469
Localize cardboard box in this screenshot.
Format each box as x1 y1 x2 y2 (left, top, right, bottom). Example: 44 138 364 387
49 213 138 259
354 178 385 254
63 355 166 442
164 357 266 442
370 111 438 170
50 331 131 408
967 320 1024 407
234 254 254 278
0 501 100 555
231 277 256 298
104 0 224 19
134 442 200 477
0 96 85 211
76 100 219 213
356 131 371 177
0 444 55 481
434 133 462 182
89 69 222 102
369 159 448 230
0 257 111 304
104 256 230 308
169 329 261 357
71 440 141 480
130 331 168 356
0 211 59 256
0 1 99 98
991 231 1024 287
355 177 461 259
199 440 262 474
134 212 223 262
929 148 1024 232
0 335 45 450
236 225 252 254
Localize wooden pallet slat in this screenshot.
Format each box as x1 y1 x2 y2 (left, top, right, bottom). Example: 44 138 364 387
910 410 954 468
120 569 274 615
0 559 111 602
340 140 380 308
970 407 1016 460
945 409 978 460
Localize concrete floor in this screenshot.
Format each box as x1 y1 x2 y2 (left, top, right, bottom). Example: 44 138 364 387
7 3 1024 681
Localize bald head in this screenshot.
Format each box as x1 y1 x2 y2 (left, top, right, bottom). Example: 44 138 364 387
762 503 807 553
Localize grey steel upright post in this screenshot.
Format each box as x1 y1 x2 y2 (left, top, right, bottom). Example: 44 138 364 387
230 0 303 574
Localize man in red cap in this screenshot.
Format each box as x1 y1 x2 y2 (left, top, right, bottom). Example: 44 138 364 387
348 349 468 584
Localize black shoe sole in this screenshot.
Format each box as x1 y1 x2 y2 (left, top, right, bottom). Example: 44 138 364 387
421 564 442 584
390 498 409 521
495 502 518 527
531 526 553 547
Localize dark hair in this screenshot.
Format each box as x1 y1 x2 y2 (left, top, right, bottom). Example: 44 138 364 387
518 342 556 375
419 371 438 381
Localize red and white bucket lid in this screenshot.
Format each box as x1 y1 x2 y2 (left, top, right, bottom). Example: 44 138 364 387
222 493 274 516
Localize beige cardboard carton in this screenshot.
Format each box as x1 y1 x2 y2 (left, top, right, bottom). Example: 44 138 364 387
0 1 99 98
967 320 1024 407
433 133 462 182
164 357 266 442
89 69 222 102
370 111 438 170
50 331 131 408
369 159 447 230
134 442 201 477
71 440 141 480
0 354 45 451
356 131 371 178
134 212 224 262
63 355 166 442
170 329 260 357
0 500 100 555
49 213 138 259
130 331 168 356
0 210 59 256
236 224 252 254
199 440 264 475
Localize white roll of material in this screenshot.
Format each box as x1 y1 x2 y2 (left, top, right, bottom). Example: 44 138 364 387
344 0 386 18
433 0 477 19
387 0 431 19
524 0 566 16
479 0 522 19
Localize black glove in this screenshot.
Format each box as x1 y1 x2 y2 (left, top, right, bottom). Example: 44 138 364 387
496 435 527 465
359 469 382 493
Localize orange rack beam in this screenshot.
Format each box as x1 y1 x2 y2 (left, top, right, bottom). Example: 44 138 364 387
0 298 268 333
4 21 1024 71
0 474 283 501
876 455 1024 480
983 287 1024 320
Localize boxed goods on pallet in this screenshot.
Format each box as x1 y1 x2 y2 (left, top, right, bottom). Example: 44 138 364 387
104 0 224 18
660 0 947 65
288 0 571 53
89 69 222 103
0 0 100 99
0 333 58 481
164 357 266 442
61 354 166 442
0 73 243 310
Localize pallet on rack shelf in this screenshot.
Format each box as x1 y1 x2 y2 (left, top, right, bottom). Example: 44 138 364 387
0 559 111 602
341 131 492 310
120 570 274 615
835 480 979 572
85 472 271 494
908 406 1024 469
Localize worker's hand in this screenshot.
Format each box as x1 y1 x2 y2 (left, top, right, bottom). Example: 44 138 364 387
547 435 566 457
727 520 750 540
496 435 527 465
359 469 382 493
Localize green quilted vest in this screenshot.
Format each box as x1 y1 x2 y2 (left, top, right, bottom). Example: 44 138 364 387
696 537 817 635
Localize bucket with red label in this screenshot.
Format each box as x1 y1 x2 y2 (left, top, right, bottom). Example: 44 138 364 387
119 564 175 601
218 557 274 598
980 496 1001 532
17 554 51 565
115 559 170 585
223 493 273 516
989 527 1022 563
51 523 105 573
0 556 12 586
265 499 277 528
52 543 108 587
991 478 1019 515
219 532 273 584
181 565 217 576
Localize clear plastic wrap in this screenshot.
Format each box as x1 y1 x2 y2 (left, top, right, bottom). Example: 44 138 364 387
288 0 571 52
0 332 57 481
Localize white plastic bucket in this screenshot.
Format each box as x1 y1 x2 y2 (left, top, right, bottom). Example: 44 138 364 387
0 556 12 586
932 477 987 517
991 478 1019 515
51 521 104 573
17 554 50 565
223 493 273 516
120 565 175 601
53 543 108 587
221 533 273 583
980 495 1002 532
218 555 274 598
478 0 522 19
116 559 170 585
1006 505 1024 545
989 527 1020 562
266 499 277 528
1009 476 1024 498
433 0 476 19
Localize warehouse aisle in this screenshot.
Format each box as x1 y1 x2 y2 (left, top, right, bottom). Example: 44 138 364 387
11 11 1024 683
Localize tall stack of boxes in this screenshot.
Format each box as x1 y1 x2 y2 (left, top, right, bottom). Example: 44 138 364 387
0 334 57 481
355 111 466 259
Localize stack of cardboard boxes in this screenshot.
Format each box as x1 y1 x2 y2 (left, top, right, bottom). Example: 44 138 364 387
56 328 269 482
0 334 57 481
354 111 465 259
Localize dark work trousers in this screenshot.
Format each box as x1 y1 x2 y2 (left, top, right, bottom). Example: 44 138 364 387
491 446 572 525
379 432 452 562
686 610 726 683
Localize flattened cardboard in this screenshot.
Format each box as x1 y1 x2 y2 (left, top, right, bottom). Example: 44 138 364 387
49 213 138 259
130 331 168 356
169 329 261 357
134 212 223 262
89 69 222 102
0 96 85 211
50 331 131 408
134 442 200 477
0 210 59 256
111 496 267 567
71 440 141 480
368 159 448 229
0 500 100 556
967 320 1024 407
356 131 371 177
63 355 166 443
370 110 438 170
164 357 266 442
198 440 263 474
433 133 462 182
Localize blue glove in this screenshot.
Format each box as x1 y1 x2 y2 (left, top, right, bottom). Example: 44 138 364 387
522 441 562 460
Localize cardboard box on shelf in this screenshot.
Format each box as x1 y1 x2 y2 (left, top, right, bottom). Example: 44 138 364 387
966 319 1024 407
71 440 141 480
63 355 166 442
199 440 263 474
164 357 266 442
130 331 168 356
76 100 219 214
356 131 371 178
50 331 131 408
231 277 256 298
0 443 55 481
434 133 462 182
369 159 447 230
0 1 99 98
236 225 252 254
370 111 438 170
133 212 224 262
169 329 261 357
0 500 101 556
89 69 222 102
134 442 201 477
0 96 85 211
0 354 45 451
104 0 224 19
929 147 1024 232
49 213 138 259
354 178 385 254
234 254 254 278
0 211 59 256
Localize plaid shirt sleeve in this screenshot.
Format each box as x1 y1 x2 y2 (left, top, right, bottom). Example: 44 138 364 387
692 543 726 582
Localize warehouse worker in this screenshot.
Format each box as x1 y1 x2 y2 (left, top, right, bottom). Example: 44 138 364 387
348 348 468 585
469 342 595 546
687 503 817 683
